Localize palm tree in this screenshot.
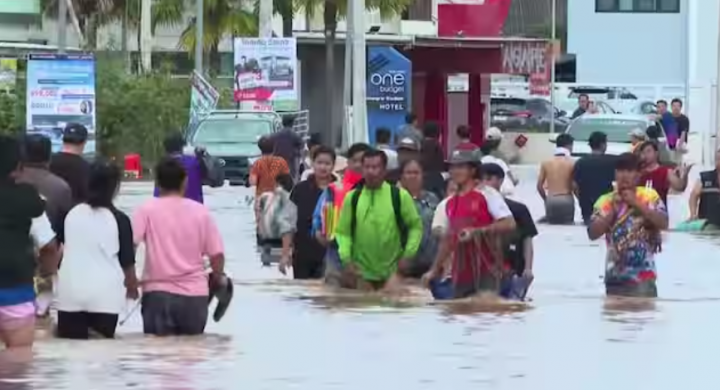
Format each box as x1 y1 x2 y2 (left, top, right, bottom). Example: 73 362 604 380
41 0 117 49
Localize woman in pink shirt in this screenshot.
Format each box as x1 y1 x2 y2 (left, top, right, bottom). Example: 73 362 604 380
133 158 227 336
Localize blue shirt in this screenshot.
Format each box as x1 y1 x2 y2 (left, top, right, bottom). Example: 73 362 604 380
0 285 35 307
660 112 679 148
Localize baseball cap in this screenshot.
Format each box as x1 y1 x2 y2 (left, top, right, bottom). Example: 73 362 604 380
62 123 89 144
397 137 420 151
485 126 503 141
480 162 506 180
629 128 646 139
448 149 480 165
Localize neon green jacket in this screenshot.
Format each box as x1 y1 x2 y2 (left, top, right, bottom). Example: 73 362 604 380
335 182 422 281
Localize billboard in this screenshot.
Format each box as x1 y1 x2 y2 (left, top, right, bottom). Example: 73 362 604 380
366 47 412 145
233 37 298 111
26 54 96 154
188 70 220 132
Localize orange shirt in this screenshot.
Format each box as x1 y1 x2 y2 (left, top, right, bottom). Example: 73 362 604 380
251 156 289 195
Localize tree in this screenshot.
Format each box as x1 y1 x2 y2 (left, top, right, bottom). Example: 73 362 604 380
41 0 117 49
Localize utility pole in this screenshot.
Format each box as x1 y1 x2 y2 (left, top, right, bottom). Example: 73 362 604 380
259 0 273 38
342 0 355 148
195 0 204 73
140 0 152 73
57 0 67 53
350 0 368 144
549 0 557 134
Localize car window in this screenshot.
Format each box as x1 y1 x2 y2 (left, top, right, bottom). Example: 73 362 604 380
193 118 273 155
491 98 526 112
567 118 650 143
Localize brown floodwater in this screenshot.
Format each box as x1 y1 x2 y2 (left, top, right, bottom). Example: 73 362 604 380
2 166 719 389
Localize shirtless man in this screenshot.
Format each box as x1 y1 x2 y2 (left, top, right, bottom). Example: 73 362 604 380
537 133 576 224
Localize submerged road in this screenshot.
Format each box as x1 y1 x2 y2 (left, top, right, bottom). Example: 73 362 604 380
2 166 720 390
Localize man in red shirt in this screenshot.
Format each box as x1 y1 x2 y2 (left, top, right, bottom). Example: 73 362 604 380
423 150 515 299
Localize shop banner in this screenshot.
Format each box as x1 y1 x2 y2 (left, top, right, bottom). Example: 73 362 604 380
366 46 412 145
26 53 96 154
0 58 17 92
188 70 220 132
233 37 298 110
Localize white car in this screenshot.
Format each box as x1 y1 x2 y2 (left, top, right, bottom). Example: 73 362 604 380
549 113 668 156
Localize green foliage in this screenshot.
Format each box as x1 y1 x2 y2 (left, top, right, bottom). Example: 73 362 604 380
0 58 234 164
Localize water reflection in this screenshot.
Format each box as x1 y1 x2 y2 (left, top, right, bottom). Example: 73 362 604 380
10 167 720 389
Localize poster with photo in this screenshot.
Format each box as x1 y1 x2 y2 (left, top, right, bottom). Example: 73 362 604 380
233 37 298 110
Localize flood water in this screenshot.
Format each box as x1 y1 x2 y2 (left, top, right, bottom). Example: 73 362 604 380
3 166 720 389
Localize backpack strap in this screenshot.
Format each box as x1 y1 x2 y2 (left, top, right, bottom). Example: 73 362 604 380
390 186 408 249
349 184 364 240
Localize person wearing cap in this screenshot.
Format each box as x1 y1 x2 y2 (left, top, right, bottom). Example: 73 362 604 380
375 127 398 170
385 136 420 184
422 149 515 299
387 135 446 199
396 112 423 146
50 123 91 204
481 162 536 300
480 127 517 196
629 127 646 153
333 149 422 291
588 152 667 298
537 133 576 224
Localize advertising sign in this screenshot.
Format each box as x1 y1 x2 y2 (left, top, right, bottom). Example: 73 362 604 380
366 46 412 145
188 70 220 131
26 54 96 154
233 37 298 111
0 58 17 92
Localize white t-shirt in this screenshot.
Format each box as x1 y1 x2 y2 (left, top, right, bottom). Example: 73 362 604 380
431 187 512 233
480 155 515 195
31 212 56 250
56 204 134 314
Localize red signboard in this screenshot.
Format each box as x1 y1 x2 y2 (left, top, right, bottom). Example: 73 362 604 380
437 0 512 37
501 41 550 75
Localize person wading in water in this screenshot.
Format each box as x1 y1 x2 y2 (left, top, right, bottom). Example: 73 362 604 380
50 123 91 204
290 146 337 279
422 150 515 299
537 133 576 224
334 149 423 292
133 158 228 336
588 153 668 298
573 131 617 225
154 134 207 204
687 148 720 230
637 140 691 209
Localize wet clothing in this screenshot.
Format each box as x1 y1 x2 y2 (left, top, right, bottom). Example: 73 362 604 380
639 166 671 206
698 169 720 227
55 204 134 316
50 152 90 204
544 194 575 224
141 291 208 336
290 176 331 279
154 153 205 204
335 182 423 282
56 311 119 339
573 154 617 224
605 279 658 298
504 198 537 276
401 191 440 278
16 166 73 235
593 187 666 296
0 302 35 333
271 127 303 179
0 181 46 291
431 187 513 298
257 187 297 239
250 155 290 196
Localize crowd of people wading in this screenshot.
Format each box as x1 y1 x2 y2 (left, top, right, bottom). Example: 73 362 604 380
3 103 719 351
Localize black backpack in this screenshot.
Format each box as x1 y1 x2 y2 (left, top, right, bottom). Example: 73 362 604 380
349 183 408 249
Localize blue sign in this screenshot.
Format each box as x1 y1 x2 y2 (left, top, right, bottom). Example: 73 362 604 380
366 47 411 145
26 54 96 155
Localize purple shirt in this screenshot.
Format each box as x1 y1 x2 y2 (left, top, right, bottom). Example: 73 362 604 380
154 154 204 203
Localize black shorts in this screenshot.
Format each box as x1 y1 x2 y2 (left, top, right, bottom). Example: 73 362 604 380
56 311 119 339
605 280 658 298
141 291 209 336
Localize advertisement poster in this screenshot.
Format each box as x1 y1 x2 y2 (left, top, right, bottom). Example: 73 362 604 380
0 58 17 92
188 70 220 132
26 54 96 154
233 37 297 111
366 46 412 145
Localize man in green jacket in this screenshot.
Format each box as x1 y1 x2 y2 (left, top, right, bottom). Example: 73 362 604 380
334 149 423 292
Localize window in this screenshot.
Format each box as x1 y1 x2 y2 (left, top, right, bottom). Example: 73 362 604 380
596 0 679 13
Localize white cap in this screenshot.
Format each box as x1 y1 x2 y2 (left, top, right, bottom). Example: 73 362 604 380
629 128 646 138
485 126 503 141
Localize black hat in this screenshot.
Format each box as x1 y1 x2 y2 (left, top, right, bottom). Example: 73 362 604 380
448 149 480 165
397 137 420 151
62 123 88 145
480 162 506 179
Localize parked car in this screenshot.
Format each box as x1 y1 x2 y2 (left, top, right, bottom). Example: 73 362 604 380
630 101 658 115
490 97 570 132
591 100 618 114
549 113 669 157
